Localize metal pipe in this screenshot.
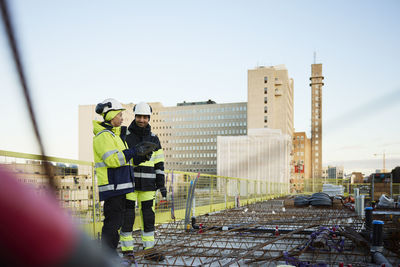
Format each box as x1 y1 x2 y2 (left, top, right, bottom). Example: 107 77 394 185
371 174 375 201
372 220 384 247
372 251 393 267
365 207 373 230
369 220 393 266
390 173 393 199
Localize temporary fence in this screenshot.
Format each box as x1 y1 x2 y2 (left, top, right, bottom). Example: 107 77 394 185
0 150 289 238
1 149 398 239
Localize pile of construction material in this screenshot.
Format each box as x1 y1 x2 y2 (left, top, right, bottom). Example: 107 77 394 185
322 183 344 196
294 192 332 207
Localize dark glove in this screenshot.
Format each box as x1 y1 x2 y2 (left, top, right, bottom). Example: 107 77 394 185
132 152 152 165
159 187 167 198
134 141 158 156
132 155 148 165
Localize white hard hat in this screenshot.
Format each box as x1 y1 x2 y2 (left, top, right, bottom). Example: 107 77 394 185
133 102 152 116
95 98 125 115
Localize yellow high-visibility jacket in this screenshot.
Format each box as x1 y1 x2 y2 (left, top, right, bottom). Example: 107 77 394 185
92 121 134 201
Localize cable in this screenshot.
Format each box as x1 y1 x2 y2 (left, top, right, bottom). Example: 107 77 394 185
0 0 55 190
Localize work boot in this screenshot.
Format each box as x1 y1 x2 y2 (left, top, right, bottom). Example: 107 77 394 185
121 252 135 266
122 252 136 261
144 251 165 262
120 258 132 267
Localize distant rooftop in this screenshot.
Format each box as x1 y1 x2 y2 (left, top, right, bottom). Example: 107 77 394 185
177 99 216 106
255 64 287 70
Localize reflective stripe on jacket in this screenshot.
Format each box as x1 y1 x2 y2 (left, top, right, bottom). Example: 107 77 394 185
124 122 165 192
93 121 134 201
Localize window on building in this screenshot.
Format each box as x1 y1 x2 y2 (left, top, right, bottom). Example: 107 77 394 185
264 106 268 113
264 96 268 103
264 87 268 94
264 116 268 123
264 76 268 83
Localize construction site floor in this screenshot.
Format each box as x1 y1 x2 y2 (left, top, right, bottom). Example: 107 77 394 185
129 197 400 266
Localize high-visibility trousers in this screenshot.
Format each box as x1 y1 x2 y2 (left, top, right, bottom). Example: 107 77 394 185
121 191 156 251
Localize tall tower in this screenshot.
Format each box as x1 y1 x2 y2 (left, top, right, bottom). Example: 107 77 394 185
310 63 324 180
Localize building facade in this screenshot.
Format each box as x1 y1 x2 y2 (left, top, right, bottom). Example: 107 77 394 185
310 64 324 179
247 65 294 137
292 132 312 192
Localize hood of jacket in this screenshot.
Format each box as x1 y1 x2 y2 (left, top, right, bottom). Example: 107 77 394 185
92 120 121 136
128 120 151 137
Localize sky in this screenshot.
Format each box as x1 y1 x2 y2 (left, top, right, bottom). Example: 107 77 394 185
1 0 399 175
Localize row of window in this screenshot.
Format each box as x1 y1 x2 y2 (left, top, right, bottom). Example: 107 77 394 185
173 145 217 151
179 168 217 173
172 153 217 158
175 129 247 136
170 138 217 143
173 121 246 129
168 160 217 165
294 144 305 148
162 113 246 122
159 106 246 116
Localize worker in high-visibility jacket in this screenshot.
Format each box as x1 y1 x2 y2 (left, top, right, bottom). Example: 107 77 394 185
93 98 155 261
120 102 167 262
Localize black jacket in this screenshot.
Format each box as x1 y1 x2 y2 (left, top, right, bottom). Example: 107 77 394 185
123 121 165 191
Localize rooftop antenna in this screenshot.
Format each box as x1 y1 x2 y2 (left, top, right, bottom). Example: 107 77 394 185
313 51 317 64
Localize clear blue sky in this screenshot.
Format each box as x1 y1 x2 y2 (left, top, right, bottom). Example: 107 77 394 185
1 0 399 174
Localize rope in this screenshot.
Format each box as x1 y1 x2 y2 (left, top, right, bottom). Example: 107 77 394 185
0 0 56 190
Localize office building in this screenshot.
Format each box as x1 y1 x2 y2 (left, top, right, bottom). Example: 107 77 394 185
247 65 294 137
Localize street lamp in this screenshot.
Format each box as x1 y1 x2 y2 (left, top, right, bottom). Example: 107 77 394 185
373 152 386 173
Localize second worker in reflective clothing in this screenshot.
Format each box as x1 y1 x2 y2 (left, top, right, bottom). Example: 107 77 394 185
121 102 167 262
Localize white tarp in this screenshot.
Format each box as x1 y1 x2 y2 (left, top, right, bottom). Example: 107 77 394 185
217 128 291 196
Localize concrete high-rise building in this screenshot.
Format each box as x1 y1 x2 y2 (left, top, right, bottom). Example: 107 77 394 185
247 65 294 137
310 64 324 179
79 101 247 174
292 132 312 192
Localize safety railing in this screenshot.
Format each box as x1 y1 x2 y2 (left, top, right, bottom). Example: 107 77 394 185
0 150 101 237
0 150 290 238
2 149 398 238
